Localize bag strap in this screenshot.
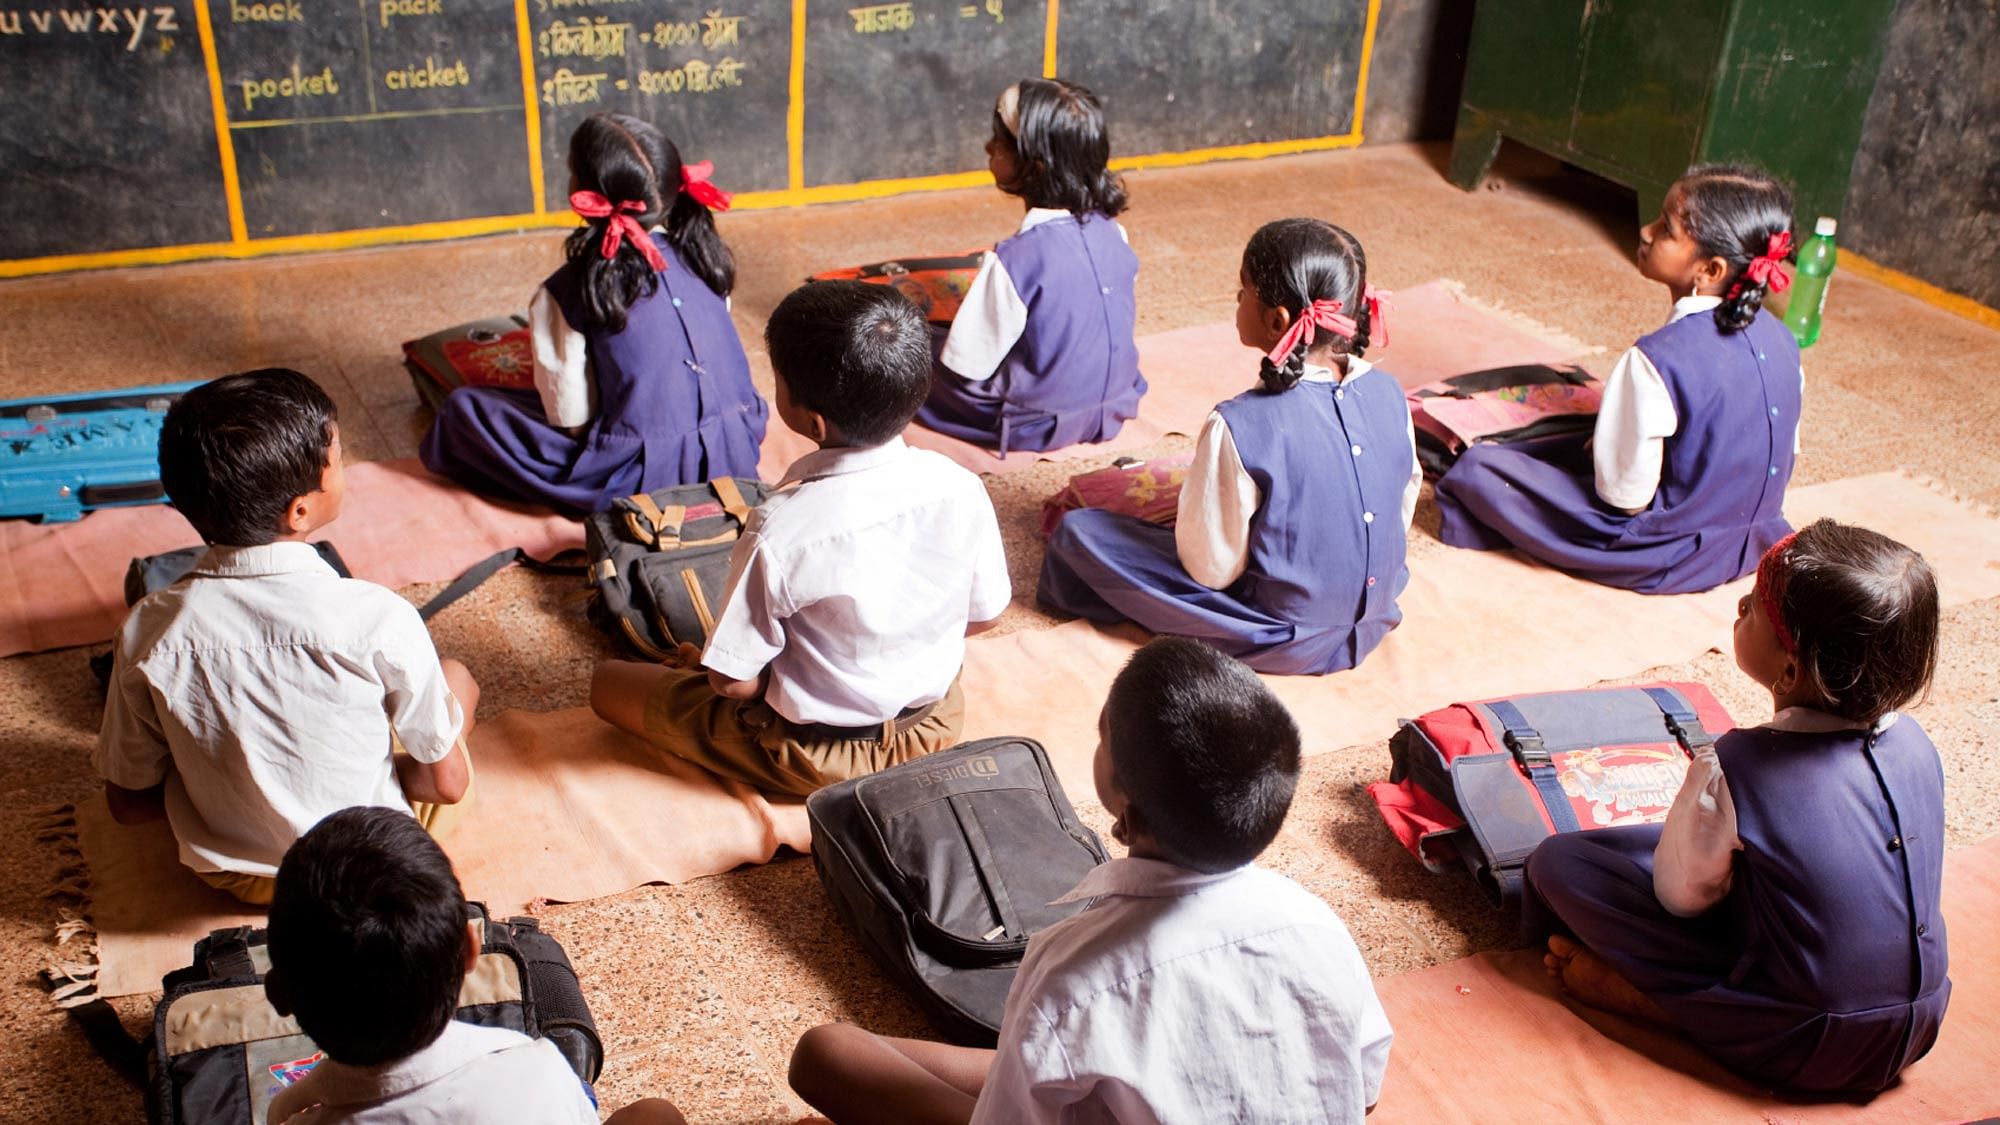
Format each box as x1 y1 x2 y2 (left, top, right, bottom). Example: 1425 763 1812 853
710 477 754 529
1484 699 1581 834
947 794 1025 941
1639 686 1715 754
419 548 590 623
63 998 148 1087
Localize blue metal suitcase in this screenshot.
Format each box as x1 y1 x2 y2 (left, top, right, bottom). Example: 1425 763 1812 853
0 381 207 522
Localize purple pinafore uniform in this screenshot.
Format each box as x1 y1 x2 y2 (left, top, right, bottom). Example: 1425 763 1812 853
420 234 766 516
1037 366 1411 675
1434 308 1800 594
1524 718 1950 1093
917 212 1145 455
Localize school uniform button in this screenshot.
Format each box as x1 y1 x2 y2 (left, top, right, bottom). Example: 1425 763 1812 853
1366 576 1377 587
1917 924 1929 936
1757 351 1766 361
1888 836 1902 851
1100 286 1111 294
1351 444 1363 456
1363 511 1375 523
671 297 683 307
1769 465 1779 476
1770 406 1780 416
1335 388 1345 401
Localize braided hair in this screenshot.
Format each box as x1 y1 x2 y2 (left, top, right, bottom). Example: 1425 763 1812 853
1242 218 1370 393
1674 164 1794 333
564 113 737 334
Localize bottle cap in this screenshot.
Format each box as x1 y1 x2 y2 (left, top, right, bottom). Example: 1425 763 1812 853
1815 216 1837 236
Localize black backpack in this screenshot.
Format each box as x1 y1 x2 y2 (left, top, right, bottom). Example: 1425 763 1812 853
583 477 769 660
807 738 1111 1045
68 905 601 1124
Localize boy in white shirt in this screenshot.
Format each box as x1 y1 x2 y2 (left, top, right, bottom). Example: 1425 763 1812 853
265 807 685 1124
95 369 477 905
787 636 1394 1124
592 282 1010 796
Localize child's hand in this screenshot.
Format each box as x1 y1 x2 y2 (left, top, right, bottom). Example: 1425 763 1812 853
665 641 704 669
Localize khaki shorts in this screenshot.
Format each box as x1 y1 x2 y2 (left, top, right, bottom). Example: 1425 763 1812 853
197 737 474 907
640 670 965 797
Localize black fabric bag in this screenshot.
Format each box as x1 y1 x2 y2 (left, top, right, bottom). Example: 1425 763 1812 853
122 541 351 607
583 477 769 660
807 738 1111 1045
84 904 603 1124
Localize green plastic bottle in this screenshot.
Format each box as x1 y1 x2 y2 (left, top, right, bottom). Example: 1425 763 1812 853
1783 216 1838 348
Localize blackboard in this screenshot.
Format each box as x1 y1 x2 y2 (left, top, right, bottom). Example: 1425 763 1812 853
0 0 1381 274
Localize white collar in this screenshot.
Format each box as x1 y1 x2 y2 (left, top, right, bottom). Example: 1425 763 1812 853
1759 706 1898 734
1668 294 1724 323
277 1022 508 1109
1018 207 1076 233
1052 856 1250 905
191 540 335 579
777 436 910 487
1298 356 1374 385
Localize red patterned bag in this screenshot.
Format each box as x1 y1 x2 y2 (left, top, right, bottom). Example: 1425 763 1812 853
809 253 987 324
402 315 537 411
1039 454 1193 540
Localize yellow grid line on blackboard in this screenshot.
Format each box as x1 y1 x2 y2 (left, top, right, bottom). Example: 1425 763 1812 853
228 106 524 131
787 0 807 192
1 0 1383 278
515 0 547 216
1043 0 1059 77
189 0 247 245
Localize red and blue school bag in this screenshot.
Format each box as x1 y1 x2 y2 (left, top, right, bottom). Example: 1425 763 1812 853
1369 682 1735 911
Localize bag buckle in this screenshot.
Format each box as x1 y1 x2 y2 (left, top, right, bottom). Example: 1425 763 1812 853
1505 732 1551 771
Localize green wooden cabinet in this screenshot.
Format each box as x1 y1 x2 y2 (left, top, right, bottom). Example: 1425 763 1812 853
1449 0 1898 230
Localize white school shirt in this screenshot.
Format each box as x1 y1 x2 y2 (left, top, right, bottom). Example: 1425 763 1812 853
1176 359 1423 589
1593 295 1806 510
94 542 464 877
700 438 1011 726
269 1021 598 1124
971 858 1394 1125
1652 707 1888 918
940 207 1132 382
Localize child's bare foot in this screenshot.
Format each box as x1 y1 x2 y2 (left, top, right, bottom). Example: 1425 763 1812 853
1545 936 1670 1024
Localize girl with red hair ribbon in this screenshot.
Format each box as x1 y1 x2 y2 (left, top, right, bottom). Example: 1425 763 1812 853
421 113 764 516
1434 163 1803 595
1038 217 1420 677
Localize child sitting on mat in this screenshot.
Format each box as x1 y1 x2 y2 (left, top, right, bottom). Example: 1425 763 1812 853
95 370 477 906
590 282 1010 797
1526 519 1949 1093
787 636 1394 1123
1434 164 1802 594
421 112 765 516
916 78 1146 456
1038 218 1419 675
265 807 683 1124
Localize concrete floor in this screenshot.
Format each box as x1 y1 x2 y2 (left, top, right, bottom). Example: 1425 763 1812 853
1 141 1997 1121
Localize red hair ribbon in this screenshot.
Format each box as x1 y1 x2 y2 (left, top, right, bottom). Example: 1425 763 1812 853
1362 283 1393 349
1732 231 1795 300
570 191 666 273
680 160 733 212
1266 298 1358 365
1755 531 1800 656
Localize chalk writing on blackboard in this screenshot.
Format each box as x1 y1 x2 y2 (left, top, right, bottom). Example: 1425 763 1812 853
848 3 912 34
958 0 1002 23
637 56 745 95
0 5 181 49
541 17 630 60
543 66 610 106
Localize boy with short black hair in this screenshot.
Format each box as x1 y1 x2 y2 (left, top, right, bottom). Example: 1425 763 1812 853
787 637 1394 1123
264 807 603 1122
592 282 1010 796
95 368 478 905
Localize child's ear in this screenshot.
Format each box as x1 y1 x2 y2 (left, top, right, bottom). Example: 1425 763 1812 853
1697 254 1733 295
1263 303 1294 344
265 968 293 1017
281 494 315 536
1773 652 1804 699
463 920 481 974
